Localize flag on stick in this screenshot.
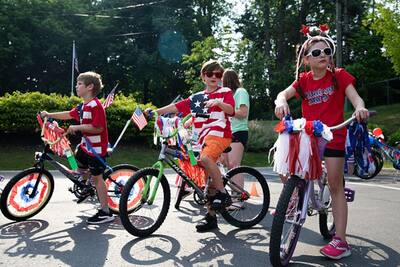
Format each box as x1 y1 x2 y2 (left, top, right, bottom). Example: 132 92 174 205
131 107 147 130
103 83 118 109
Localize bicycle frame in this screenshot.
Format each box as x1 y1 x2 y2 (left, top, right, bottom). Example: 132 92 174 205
370 136 400 168
144 142 206 205
31 146 90 196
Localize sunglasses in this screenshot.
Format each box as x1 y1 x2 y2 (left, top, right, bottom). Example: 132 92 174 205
306 47 332 57
204 71 223 79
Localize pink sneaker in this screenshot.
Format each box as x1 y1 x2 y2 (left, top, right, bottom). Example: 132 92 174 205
320 236 351 259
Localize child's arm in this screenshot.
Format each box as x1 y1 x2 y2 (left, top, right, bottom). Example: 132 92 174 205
234 104 248 119
205 100 234 115
145 103 178 117
67 124 103 135
345 84 369 122
274 86 296 119
41 111 72 120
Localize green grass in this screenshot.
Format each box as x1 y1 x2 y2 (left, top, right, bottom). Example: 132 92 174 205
347 103 400 136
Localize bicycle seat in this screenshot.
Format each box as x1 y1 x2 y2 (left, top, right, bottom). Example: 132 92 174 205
395 141 400 146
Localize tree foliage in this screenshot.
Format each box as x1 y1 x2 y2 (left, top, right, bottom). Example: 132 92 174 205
371 3 400 75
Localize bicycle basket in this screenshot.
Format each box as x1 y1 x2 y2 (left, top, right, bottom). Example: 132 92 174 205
37 114 72 157
271 117 332 180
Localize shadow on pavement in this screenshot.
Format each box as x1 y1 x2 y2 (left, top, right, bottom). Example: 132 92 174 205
291 234 400 266
0 217 116 266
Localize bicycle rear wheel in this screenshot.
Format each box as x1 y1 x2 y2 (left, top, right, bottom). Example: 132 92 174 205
269 176 305 267
220 166 270 228
119 168 170 237
104 164 139 214
0 168 54 221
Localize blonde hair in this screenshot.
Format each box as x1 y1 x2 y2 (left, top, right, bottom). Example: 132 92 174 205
77 71 104 96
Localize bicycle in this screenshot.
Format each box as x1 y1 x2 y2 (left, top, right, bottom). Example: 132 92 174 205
268 114 369 267
119 113 270 237
0 115 139 221
369 128 400 170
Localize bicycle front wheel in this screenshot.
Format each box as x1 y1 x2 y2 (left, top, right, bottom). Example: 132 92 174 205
0 168 54 221
269 176 305 267
220 166 270 228
104 164 139 214
354 150 383 179
119 168 171 237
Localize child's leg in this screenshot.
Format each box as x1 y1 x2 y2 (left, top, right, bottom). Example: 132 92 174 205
92 174 109 211
228 141 245 188
325 156 347 241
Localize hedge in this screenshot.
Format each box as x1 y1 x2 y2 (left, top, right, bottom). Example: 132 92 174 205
0 91 155 144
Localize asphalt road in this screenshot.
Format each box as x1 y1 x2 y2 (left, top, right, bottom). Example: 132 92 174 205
0 169 399 267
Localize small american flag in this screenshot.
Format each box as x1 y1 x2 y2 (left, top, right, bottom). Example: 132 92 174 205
131 107 147 130
102 84 118 109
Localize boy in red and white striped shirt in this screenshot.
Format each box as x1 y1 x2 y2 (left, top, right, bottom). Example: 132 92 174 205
145 60 235 232
41 71 113 225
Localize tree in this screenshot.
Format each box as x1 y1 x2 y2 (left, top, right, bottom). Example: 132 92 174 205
371 3 400 74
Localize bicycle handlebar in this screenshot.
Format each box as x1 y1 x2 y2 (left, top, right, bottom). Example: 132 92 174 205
39 115 67 145
329 110 377 131
153 112 209 140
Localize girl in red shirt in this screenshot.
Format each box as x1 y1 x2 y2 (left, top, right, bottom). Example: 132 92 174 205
274 25 369 260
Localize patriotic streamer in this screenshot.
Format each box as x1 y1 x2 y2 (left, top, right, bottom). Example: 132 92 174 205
270 117 332 180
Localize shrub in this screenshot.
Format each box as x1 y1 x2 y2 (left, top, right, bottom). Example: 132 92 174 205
247 120 278 152
0 91 155 144
388 128 400 147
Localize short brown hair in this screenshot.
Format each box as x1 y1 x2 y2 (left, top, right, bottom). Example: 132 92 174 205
77 71 103 96
200 59 224 74
222 69 241 92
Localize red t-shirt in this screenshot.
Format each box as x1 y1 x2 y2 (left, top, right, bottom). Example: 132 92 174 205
175 87 235 145
69 98 109 156
291 68 355 150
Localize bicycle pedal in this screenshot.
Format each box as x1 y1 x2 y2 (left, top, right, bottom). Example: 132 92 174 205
68 187 75 193
344 187 355 202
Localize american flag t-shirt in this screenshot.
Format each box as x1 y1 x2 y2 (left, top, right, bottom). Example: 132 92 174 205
131 107 148 130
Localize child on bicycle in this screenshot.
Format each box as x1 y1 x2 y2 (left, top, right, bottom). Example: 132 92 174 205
41 71 113 225
145 59 235 232
274 25 369 260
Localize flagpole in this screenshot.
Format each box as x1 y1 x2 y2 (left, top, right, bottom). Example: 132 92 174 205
111 119 132 152
71 40 75 96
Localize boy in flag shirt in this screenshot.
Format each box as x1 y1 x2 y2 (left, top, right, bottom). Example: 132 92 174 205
145 60 235 232
41 71 113 225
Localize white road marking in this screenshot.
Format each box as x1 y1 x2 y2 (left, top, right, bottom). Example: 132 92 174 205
346 181 400 191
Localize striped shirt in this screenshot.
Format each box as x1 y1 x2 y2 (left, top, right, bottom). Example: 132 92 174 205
69 98 109 156
175 87 235 145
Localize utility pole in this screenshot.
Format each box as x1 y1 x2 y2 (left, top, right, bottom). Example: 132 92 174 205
336 0 348 110
336 0 342 68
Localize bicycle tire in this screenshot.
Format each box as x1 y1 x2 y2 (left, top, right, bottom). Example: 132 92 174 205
319 212 335 239
354 150 383 179
119 168 170 237
103 164 139 214
0 168 54 221
269 175 305 267
220 166 270 228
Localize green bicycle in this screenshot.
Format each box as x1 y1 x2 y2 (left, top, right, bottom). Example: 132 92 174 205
119 113 270 237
